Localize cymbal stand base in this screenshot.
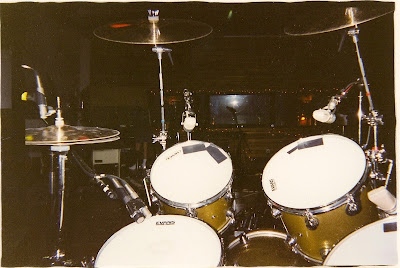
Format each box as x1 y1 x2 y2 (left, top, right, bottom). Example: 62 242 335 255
44 249 74 267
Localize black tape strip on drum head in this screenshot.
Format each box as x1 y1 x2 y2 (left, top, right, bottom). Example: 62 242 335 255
287 137 324 154
182 143 206 154
206 145 227 164
383 222 397 232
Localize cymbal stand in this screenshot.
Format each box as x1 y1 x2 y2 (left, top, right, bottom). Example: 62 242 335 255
44 98 72 265
151 46 170 151
347 20 391 188
149 11 172 151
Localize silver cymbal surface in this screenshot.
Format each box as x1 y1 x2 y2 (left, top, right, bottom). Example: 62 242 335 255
25 125 120 146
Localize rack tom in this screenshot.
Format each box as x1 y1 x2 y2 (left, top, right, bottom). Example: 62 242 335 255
262 134 379 263
150 140 234 233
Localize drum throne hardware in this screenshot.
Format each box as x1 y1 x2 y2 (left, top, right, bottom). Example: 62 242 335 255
25 97 120 266
94 10 212 150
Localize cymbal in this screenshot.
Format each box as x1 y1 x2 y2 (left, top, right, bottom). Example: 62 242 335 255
25 125 120 146
285 2 394 36
94 18 213 45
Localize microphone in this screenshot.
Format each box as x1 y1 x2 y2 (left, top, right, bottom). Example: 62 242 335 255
181 89 198 133
313 108 336 123
107 175 147 223
21 65 55 119
312 96 340 124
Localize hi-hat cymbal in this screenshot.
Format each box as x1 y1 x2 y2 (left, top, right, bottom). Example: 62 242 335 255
25 125 120 146
94 18 213 45
285 2 394 36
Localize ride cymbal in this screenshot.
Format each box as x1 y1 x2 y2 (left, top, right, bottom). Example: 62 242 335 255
285 2 394 36
94 18 213 45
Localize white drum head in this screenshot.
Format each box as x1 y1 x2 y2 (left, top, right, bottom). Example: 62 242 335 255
324 216 397 266
150 140 232 204
95 215 222 267
262 134 366 209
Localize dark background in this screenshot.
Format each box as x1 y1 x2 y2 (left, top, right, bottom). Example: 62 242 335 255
0 1 396 267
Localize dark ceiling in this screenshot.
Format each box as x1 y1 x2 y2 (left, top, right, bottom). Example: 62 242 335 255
1 1 395 104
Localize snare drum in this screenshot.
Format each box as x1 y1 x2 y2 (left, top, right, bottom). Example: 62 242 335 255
95 215 223 267
226 230 312 266
324 215 397 266
150 140 234 233
262 134 379 263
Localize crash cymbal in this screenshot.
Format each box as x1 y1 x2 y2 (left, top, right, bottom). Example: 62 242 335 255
25 125 120 146
94 18 213 45
285 2 394 36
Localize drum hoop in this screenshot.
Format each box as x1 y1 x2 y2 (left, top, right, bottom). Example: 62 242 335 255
293 245 323 265
96 214 226 267
267 167 369 215
228 229 287 250
153 175 233 209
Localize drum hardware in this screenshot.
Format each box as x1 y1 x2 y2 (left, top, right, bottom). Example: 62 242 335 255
142 169 153 207
94 10 212 151
226 229 312 266
95 215 224 267
345 193 362 216
304 209 319 230
239 233 249 246
25 97 122 266
185 206 198 218
262 134 380 264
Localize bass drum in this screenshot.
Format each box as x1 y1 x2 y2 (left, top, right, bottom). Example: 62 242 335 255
150 140 234 233
324 215 397 266
95 215 223 267
262 134 379 263
226 230 312 266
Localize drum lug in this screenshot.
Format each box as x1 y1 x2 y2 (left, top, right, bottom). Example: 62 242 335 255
185 207 198 218
285 235 297 248
240 233 249 246
271 208 282 219
320 247 331 260
304 209 319 230
346 194 361 216
225 185 233 201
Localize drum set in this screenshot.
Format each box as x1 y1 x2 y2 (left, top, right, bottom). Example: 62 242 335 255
25 4 396 267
